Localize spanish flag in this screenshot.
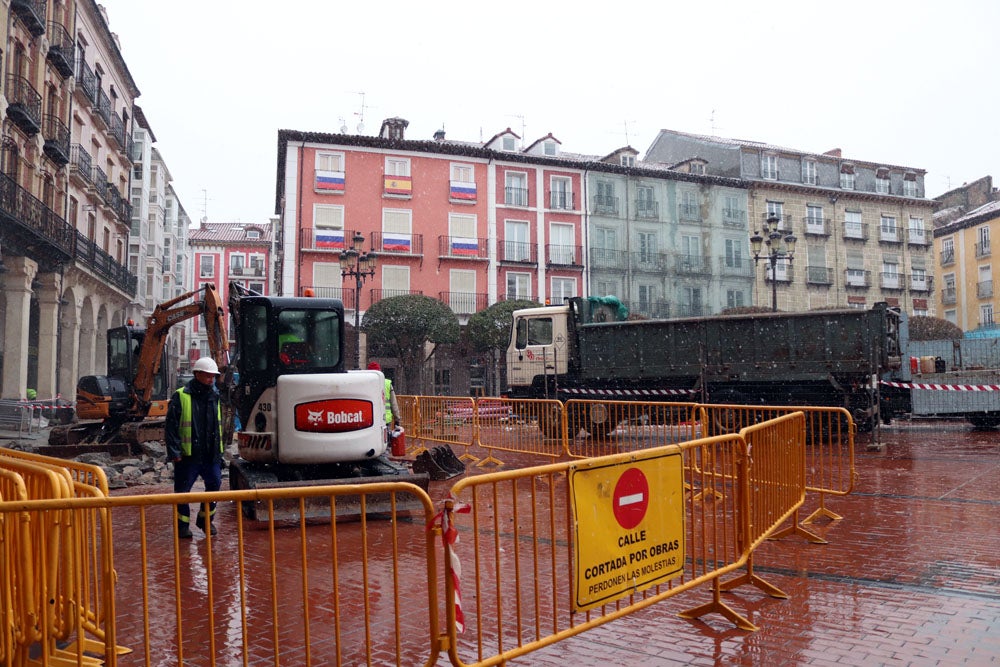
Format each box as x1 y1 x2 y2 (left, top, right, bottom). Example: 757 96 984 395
384 175 412 195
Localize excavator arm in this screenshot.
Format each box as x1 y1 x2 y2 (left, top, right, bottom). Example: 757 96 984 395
131 283 230 418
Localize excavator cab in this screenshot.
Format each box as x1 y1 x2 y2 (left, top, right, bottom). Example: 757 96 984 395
75 325 169 421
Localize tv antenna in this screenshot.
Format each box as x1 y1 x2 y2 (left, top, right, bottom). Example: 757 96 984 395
506 113 526 139
200 189 209 223
354 92 368 134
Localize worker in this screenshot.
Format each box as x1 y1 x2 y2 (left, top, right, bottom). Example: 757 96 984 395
166 356 224 538
368 361 400 430
277 321 308 366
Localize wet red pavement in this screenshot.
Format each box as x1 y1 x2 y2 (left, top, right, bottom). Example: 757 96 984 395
98 420 1000 666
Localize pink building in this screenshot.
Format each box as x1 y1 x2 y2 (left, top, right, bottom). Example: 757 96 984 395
187 221 273 363
275 119 588 392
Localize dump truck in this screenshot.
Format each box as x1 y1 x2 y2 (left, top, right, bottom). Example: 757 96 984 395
49 284 229 448
224 283 445 520
505 297 909 436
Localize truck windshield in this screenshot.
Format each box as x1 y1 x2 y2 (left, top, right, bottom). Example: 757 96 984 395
515 317 553 349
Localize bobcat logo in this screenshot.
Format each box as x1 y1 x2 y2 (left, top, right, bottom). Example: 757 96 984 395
307 409 324 425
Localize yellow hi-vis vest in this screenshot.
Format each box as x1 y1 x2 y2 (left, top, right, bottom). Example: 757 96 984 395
384 379 393 424
176 387 223 457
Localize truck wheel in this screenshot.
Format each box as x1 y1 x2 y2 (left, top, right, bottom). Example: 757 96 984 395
573 403 615 440
967 414 1000 429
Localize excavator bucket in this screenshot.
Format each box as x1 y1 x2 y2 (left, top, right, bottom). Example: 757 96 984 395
412 445 466 481
229 457 431 523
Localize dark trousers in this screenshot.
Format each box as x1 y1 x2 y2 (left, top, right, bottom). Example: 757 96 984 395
173 458 222 523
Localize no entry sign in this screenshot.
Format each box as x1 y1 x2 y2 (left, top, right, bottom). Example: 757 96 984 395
613 467 649 530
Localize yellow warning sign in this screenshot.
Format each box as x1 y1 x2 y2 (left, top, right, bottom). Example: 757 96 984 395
570 449 685 611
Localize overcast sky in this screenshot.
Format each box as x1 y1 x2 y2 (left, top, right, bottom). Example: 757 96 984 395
98 0 999 225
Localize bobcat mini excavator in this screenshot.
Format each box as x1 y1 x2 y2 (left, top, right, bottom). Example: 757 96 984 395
48 284 229 448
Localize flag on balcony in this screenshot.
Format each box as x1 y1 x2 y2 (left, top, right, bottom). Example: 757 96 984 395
450 181 476 201
384 175 412 195
383 233 411 252
451 237 479 256
315 170 345 192
316 229 345 249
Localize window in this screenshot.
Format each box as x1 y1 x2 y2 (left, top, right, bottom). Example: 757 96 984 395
515 317 552 348
549 223 575 264
722 195 744 226
199 255 214 278
434 369 452 395
383 209 413 254
504 220 530 262
981 303 995 327
246 229 260 239
595 181 617 213
844 210 863 238
911 267 928 290
882 259 900 288
726 289 745 308
806 204 824 233
680 287 703 316
679 234 702 271
802 160 817 185
724 238 743 269
451 163 473 182
449 213 479 257
550 277 576 304
679 190 700 220
316 152 344 172
620 154 635 167
592 227 619 266
382 265 410 295
550 176 572 210
765 201 785 230
506 272 530 300
505 171 528 206
940 237 955 265
385 157 409 177
880 215 898 241
230 253 246 275
903 178 917 197
688 161 706 175
840 167 855 190
313 204 345 249
638 232 656 264
543 141 557 156
908 217 926 244
978 264 993 298
450 163 476 202
384 158 411 197
637 185 656 218
761 154 778 180
502 136 516 152
449 269 477 313
876 173 890 194
978 225 991 257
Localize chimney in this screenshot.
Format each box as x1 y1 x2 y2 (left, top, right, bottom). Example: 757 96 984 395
823 148 842 158
433 129 446 141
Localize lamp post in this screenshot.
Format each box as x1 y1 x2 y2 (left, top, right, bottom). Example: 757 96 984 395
750 214 797 312
339 232 377 369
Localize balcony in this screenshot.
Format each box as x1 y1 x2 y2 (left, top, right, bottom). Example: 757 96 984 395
42 114 70 165
370 288 423 301
940 249 955 266
909 274 933 292
907 227 928 246
0 170 73 268
676 254 710 275
373 231 422 256
91 167 108 200
764 264 793 283
73 232 136 295
636 200 659 220
879 227 902 244
6 75 41 136
803 216 830 236
843 222 868 241
719 256 754 278
70 145 93 186
439 291 488 315
880 272 903 290
504 187 528 207
440 235 487 260
675 302 707 318
299 227 357 252
679 203 701 222
761 213 793 233
118 198 132 224
549 191 574 210
300 286 353 302
109 113 127 149
976 240 991 258
593 194 619 215
545 244 581 266
722 208 746 228
46 21 74 78
589 247 628 269
77 60 98 106
806 266 833 285
978 280 993 298
632 251 668 272
104 183 122 213
11 0 46 37
942 287 957 304
845 269 871 288
94 89 112 129
500 241 536 264
630 300 671 319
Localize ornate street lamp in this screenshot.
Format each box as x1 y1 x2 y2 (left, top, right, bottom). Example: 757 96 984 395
750 214 797 312
339 232 376 369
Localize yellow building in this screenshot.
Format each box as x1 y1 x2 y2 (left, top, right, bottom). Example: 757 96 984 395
934 200 1000 332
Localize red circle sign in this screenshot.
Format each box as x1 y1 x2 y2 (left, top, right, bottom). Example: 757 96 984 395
613 467 649 529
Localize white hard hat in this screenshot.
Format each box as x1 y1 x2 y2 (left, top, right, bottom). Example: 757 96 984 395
192 357 220 375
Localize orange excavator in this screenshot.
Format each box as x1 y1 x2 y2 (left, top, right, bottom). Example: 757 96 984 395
49 284 230 447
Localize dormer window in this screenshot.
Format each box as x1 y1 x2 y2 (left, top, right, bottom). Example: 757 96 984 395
761 154 778 180
543 141 557 156
502 136 516 151
246 229 260 239
621 155 635 167
689 162 706 175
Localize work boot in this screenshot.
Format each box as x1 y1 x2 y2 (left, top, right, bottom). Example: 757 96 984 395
177 520 193 539
196 515 218 536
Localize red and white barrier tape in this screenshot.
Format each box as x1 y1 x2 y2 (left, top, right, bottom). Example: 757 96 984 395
428 497 472 633
561 387 697 397
881 380 1000 391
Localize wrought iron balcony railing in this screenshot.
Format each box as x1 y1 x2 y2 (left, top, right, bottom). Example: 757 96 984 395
42 114 70 165
6 74 41 135
46 21 74 78
439 291 488 314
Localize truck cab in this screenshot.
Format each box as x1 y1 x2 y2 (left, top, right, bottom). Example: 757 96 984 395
506 304 571 397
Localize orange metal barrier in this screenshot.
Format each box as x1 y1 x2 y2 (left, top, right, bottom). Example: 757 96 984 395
0 468 30 666
407 395 476 456
564 399 699 459
439 431 761 665
698 404 854 527
468 397 566 466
